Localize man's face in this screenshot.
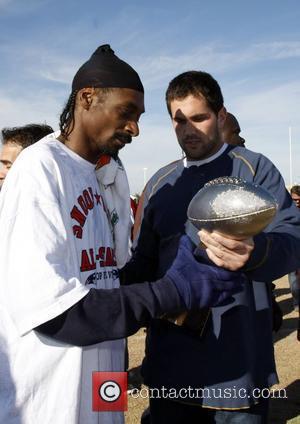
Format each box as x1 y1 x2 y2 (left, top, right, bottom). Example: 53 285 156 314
291 193 300 209
170 95 226 161
0 142 23 188
222 114 245 147
80 88 145 162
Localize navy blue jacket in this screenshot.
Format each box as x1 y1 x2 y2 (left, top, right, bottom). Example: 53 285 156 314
121 145 300 409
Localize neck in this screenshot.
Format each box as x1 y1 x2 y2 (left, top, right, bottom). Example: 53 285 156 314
58 128 98 164
186 140 224 162
184 143 227 167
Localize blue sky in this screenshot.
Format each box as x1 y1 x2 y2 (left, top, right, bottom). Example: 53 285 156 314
0 0 300 193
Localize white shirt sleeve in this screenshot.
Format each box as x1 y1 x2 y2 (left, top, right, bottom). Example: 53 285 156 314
0 157 89 336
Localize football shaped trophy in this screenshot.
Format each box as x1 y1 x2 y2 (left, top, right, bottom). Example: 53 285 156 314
173 177 278 335
187 177 277 239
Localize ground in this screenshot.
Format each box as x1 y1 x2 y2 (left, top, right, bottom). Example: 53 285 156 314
125 275 300 423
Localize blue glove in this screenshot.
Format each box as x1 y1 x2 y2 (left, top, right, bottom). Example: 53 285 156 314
166 235 244 309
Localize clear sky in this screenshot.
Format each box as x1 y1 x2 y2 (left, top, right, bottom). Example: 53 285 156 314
0 0 299 193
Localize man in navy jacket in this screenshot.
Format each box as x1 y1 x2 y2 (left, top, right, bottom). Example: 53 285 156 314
122 71 300 423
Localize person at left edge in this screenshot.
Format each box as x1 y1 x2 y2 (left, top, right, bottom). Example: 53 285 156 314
0 45 245 424
0 123 53 190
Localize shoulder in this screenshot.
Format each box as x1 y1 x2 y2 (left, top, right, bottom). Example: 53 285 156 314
9 135 66 179
227 145 266 163
226 145 274 178
145 159 183 200
19 134 62 162
226 146 288 209
0 135 65 202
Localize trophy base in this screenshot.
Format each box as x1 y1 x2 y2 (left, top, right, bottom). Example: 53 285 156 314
166 308 211 337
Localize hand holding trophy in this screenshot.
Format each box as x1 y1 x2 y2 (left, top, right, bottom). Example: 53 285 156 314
174 176 278 335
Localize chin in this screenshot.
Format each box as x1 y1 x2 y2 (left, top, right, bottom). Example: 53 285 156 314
185 150 207 161
186 143 221 161
99 145 119 157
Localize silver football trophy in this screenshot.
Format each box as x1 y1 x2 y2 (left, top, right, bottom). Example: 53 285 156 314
187 177 277 239
172 177 277 335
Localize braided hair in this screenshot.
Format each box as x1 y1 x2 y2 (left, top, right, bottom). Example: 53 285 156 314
59 88 114 139
59 90 78 139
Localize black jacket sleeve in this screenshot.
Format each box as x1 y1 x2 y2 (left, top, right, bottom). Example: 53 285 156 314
35 277 183 346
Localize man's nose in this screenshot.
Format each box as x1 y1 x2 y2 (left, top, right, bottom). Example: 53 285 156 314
125 121 139 137
184 121 199 135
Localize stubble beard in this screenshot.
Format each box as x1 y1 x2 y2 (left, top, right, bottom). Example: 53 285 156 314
182 130 222 161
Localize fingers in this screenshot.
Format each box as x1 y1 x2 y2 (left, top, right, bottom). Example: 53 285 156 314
199 230 254 252
199 229 254 271
206 248 232 269
206 248 247 270
206 248 249 270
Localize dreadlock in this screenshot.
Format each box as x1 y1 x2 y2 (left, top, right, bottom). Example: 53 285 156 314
59 88 115 139
59 90 78 139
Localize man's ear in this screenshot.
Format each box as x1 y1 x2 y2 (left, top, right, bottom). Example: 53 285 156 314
217 106 227 129
77 87 95 110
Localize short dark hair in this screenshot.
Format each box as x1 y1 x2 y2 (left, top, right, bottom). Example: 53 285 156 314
291 185 300 196
1 124 53 149
59 87 113 139
166 71 224 115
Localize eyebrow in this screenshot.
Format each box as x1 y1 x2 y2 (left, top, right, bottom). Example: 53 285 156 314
191 113 210 118
173 112 210 120
0 159 13 165
117 102 145 114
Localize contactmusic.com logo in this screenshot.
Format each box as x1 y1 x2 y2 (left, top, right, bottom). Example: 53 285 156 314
92 372 128 411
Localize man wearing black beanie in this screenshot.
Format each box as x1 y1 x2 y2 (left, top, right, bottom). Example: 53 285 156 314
0 45 246 424
58 44 144 159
